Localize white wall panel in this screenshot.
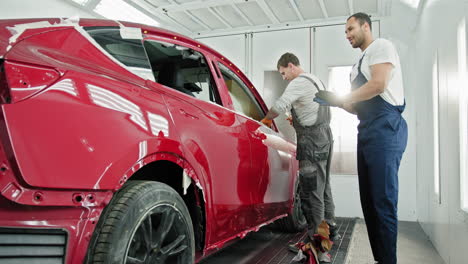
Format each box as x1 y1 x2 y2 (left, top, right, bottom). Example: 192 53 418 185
0 0 96 19
392 0 468 263
251 28 310 98
197 34 247 74
313 24 361 87
313 22 379 86
331 176 362 217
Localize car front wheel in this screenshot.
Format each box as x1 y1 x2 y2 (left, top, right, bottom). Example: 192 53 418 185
87 180 195 264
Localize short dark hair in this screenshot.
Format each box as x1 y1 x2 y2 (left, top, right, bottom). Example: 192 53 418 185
277 52 300 70
347 12 372 30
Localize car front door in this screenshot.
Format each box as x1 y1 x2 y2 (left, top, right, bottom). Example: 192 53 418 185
215 62 297 226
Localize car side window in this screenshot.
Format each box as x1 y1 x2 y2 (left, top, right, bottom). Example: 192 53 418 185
84 27 155 81
218 63 264 121
142 40 221 104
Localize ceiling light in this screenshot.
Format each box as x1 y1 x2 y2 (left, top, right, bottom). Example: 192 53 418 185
94 0 160 27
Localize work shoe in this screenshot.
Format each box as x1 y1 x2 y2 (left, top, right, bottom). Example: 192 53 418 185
329 231 341 241
328 223 341 241
288 243 300 253
318 251 332 263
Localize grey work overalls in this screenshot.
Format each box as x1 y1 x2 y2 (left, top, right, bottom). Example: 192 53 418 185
291 75 336 233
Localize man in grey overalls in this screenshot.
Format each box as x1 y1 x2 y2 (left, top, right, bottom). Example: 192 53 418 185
261 53 338 262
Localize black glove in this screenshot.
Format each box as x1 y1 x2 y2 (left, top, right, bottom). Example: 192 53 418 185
313 97 330 106
314 90 343 107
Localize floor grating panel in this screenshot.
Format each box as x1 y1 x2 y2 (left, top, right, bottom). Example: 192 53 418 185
200 217 357 264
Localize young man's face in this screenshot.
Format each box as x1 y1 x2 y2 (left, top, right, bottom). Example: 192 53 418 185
278 63 295 81
345 17 367 49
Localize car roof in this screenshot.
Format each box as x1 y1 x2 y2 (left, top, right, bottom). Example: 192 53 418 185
0 17 263 112
79 18 229 66
0 18 227 63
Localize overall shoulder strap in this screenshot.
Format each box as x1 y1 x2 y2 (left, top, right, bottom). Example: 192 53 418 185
297 75 325 91
297 75 331 126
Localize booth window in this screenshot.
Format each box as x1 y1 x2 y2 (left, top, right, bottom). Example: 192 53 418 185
328 66 358 175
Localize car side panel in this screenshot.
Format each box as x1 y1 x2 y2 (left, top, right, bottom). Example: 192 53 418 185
239 117 295 222
2 70 182 189
209 59 298 223
5 27 143 87
2 28 185 190
163 93 259 246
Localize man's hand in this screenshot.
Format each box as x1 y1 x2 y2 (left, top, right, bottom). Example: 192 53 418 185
261 118 273 128
314 91 344 107
286 115 293 126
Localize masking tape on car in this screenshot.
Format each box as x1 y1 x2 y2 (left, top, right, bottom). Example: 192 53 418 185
6 17 153 84
182 169 191 195
116 21 143 40
6 16 81 51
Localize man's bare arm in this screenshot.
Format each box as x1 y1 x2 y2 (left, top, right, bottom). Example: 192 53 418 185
344 63 393 104
341 102 357 115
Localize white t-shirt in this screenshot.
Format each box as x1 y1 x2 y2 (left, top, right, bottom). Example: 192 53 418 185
350 38 405 106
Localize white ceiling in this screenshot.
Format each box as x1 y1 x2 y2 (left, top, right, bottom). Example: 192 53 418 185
69 0 393 37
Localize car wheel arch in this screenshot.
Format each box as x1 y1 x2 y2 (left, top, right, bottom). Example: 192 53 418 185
122 153 208 252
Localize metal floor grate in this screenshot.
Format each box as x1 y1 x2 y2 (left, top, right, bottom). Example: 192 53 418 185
200 217 357 264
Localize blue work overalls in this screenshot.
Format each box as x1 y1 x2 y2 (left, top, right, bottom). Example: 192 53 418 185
351 54 408 264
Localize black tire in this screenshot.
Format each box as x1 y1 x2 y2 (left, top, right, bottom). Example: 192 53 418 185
275 179 307 232
86 180 195 264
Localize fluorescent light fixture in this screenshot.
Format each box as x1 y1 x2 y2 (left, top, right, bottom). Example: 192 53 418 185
458 18 468 212
94 0 160 26
401 0 421 9
432 52 440 199
71 0 91 6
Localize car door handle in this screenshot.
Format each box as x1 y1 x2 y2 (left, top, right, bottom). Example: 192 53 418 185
179 108 199 120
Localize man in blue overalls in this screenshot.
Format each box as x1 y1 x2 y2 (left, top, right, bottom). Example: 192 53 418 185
315 12 408 264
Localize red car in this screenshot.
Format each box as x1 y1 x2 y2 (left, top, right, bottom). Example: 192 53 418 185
0 18 305 263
